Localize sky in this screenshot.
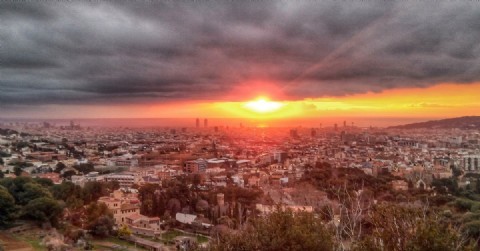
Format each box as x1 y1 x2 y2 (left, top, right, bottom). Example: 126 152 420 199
1 1 480 124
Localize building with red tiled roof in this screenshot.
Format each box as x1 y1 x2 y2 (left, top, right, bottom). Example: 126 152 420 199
126 213 162 237
35 172 62 184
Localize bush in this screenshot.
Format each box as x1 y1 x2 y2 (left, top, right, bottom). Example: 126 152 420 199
452 198 480 212
208 208 335 251
463 221 480 239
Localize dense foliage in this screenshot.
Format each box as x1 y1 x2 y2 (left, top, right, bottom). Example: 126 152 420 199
207 209 335 251
0 177 62 227
85 202 114 237
353 204 476 251
138 177 262 225
0 176 116 230
0 185 17 226
302 162 398 200
206 203 476 251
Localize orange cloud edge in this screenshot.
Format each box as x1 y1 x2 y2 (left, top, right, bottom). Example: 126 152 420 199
6 82 480 122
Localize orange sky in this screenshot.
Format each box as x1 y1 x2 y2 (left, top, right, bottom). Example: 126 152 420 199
5 1 480 128
212 82 480 119
14 82 478 121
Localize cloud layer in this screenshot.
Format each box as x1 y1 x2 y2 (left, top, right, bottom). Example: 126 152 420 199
1 1 480 106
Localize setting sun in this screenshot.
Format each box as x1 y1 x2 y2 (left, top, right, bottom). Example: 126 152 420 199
244 97 284 113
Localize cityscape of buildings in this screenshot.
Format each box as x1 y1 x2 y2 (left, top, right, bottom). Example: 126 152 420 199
1 117 480 249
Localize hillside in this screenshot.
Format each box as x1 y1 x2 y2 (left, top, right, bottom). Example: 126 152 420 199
389 116 480 129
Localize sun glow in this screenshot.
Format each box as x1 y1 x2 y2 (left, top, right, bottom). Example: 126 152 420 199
244 97 284 113
59 82 480 122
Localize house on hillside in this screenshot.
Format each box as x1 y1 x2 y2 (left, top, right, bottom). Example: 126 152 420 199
125 213 162 237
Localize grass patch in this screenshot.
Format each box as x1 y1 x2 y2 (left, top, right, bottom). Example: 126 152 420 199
161 229 184 242
93 236 148 250
161 229 210 244
21 237 45 251
196 235 209 243
16 232 46 251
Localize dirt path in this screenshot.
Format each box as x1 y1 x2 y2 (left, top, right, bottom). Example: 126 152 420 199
0 231 33 251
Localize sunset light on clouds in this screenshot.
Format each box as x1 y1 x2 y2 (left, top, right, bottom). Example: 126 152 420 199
213 82 480 120
5 82 478 125
1 1 480 126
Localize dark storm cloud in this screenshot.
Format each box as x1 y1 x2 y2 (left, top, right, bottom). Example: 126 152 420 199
1 0 480 106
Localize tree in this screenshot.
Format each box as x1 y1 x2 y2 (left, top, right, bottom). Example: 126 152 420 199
407 221 473 251
117 225 132 239
54 162 66 173
17 182 52 205
0 177 53 205
89 215 114 237
0 185 17 227
139 183 164 216
0 151 10 158
82 181 109 204
62 170 76 179
34 177 54 187
14 141 29 150
14 166 23 176
105 180 120 191
74 163 94 174
317 182 372 249
85 202 114 237
0 171 4 179
352 203 476 251
208 208 335 251
23 197 64 226
475 178 480 194
463 221 480 241
51 181 84 209
166 198 181 216
193 174 202 188
452 165 463 177
195 200 209 213
432 178 459 195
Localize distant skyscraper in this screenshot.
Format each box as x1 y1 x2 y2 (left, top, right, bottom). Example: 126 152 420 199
290 129 299 138
196 118 200 128
204 118 208 128
334 123 338 131
311 128 317 137
343 121 347 128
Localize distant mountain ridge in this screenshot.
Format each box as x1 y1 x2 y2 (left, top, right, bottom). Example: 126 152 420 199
389 116 480 129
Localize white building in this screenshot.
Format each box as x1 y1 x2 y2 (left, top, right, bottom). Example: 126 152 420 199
463 155 480 172
104 173 138 187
